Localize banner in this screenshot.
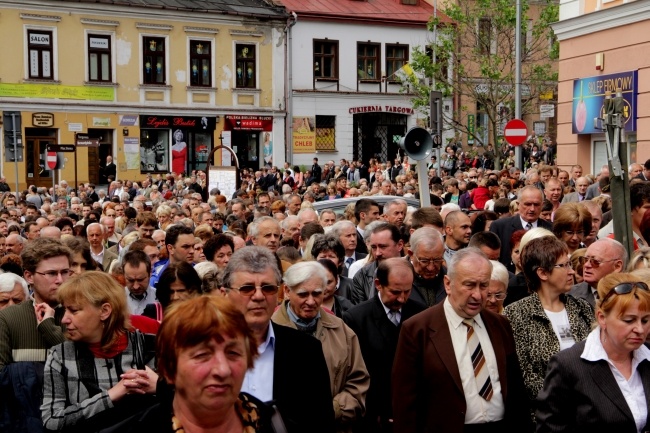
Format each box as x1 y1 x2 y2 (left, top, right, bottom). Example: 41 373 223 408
224 115 273 131
292 117 316 154
572 70 637 134
0 83 114 101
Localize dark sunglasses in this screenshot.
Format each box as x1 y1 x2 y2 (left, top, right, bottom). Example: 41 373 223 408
229 284 279 297
601 282 650 304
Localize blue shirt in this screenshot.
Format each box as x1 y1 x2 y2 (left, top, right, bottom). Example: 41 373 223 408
241 322 275 402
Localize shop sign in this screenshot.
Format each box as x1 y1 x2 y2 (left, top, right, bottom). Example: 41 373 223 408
292 116 316 154
540 104 554 119
139 115 216 131
32 112 54 127
348 105 414 115
467 114 475 145
0 83 114 101
92 117 111 127
68 123 83 132
572 70 637 134
119 115 139 126
224 115 273 131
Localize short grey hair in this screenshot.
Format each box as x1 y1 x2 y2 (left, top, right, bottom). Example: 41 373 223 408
250 216 280 239
447 247 492 281
383 198 407 215
0 273 29 298
409 227 444 252
489 260 509 288
221 246 282 289
281 215 299 230
330 220 356 238
283 261 327 290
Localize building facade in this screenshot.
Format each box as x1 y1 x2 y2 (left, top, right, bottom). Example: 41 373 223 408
279 0 446 167
553 0 650 173
0 0 287 190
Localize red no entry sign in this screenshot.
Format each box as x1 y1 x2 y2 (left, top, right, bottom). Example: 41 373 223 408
504 119 528 146
47 152 57 170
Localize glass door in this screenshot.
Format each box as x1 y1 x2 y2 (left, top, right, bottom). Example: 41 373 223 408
26 137 56 188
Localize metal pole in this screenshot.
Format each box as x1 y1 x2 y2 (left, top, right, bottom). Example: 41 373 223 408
74 133 78 195
11 113 19 193
514 0 523 170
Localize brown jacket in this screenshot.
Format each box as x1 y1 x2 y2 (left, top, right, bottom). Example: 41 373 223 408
272 302 369 433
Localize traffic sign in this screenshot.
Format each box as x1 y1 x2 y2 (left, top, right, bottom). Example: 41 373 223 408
503 119 528 146
47 152 57 170
47 144 75 152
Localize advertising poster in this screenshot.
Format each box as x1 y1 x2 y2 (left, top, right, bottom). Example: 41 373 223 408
572 71 637 134
292 117 316 154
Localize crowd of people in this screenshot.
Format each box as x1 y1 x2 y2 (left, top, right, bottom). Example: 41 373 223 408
1 152 650 433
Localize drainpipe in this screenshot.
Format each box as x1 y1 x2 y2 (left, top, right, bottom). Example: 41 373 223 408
285 12 298 166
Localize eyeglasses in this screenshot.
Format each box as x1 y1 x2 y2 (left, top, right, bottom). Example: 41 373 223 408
579 256 619 268
553 261 573 271
34 269 73 279
229 284 279 297
487 292 507 301
564 230 584 237
413 256 444 267
601 282 650 304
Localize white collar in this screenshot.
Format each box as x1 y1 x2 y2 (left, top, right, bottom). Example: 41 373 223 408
582 327 650 372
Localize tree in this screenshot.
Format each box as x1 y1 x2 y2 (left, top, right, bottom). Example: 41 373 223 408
402 0 559 169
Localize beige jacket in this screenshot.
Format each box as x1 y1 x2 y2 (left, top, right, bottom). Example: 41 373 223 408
272 302 369 432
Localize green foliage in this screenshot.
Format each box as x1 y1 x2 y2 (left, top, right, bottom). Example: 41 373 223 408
402 0 559 169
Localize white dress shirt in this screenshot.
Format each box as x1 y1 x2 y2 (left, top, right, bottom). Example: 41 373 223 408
125 286 156 315
241 322 276 402
443 299 505 424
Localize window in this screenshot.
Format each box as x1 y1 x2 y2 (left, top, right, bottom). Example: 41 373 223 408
88 34 111 82
140 129 169 172
235 44 256 88
386 44 408 83
478 18 492 55
28 30 53 80
142 36 166 84
357 43 380 80
314 40 338 79
315 116 336 151
190 40 211 87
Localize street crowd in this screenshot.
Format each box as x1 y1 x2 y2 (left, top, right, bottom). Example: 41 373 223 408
2 149 650 433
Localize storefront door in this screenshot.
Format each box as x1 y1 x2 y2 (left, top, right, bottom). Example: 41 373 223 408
232 131 259 171
26 137 56 188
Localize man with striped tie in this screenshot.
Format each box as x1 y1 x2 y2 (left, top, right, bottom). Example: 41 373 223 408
392 248 533 433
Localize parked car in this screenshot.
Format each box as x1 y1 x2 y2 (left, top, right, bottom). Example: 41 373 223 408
312 196 421 215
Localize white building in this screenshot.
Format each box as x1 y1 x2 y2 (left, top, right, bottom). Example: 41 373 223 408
280 0 449 167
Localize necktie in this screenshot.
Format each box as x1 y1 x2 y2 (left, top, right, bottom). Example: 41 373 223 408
579 194 584 202
525 222 532 230
345 257 354 268
463 319 493 401
388 310 400 326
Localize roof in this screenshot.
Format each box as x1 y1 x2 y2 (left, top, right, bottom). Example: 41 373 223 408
276 0 450 26
52 0 288 19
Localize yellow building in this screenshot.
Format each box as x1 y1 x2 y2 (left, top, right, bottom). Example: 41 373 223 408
0 0 288 191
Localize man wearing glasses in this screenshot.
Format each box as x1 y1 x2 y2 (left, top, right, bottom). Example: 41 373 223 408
569 238 627 308
407 227 448 307
0 238 72 370
221 246 335 433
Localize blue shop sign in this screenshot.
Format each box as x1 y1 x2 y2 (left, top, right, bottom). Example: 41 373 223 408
572 70 637 135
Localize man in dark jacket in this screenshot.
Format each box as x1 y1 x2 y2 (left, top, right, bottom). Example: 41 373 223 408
312 157 322 184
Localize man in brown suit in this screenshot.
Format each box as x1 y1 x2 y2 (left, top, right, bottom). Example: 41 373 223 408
392 248 533 433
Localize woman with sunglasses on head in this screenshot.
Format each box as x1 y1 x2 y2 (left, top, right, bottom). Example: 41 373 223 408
504 236 594 418
537 273 650 433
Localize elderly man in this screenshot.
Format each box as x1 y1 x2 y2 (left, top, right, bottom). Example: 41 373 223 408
383 199 407 228
5 233 25 256
221 246 335 433
585 165 609 200
569 238 626 308
281 215 301 249
490 186 552 270
408 227 447 307
0 274 29 311
562 177 590 203
87 223 118 271
344 258 425 433
352 223 404 305
250 216 281 253
297 208 318 227
319 209 337 228
543 177 563 212
392 248 532 433
331 220 366 277
40 226 61 239
286 194 302 216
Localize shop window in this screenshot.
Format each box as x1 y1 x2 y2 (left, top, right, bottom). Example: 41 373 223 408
235 44 256 89
140 129 169 172
88 34 112 82
315 116 336 151
385 44 408 83
314 40 338 80
28 30 54 80
190 40 211 87
143 36 166 84
357 43 380 80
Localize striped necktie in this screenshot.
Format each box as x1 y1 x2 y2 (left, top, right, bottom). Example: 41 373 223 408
463 319 493 401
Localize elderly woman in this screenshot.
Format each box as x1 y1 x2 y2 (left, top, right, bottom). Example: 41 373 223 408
272 261 369 433
486 260 509 314
552 202 592 255
128 296 279 432
504 236 593 415
41 272 158 432
203 234 235 271
537 272 650 433
0 273 29 310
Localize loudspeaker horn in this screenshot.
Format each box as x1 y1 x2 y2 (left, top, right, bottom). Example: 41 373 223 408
399 127 433 161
